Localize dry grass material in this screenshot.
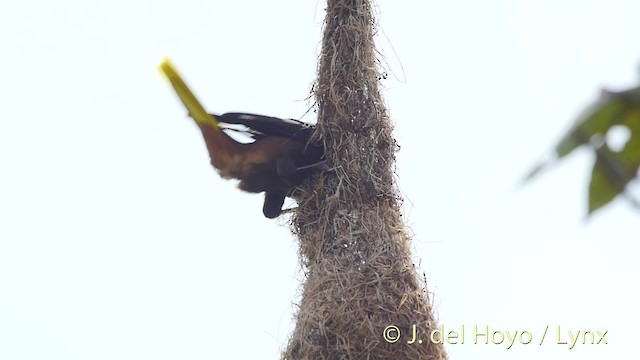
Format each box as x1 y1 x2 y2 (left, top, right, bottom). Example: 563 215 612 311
282 0 448 359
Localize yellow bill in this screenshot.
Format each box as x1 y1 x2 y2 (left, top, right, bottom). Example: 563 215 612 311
157 57 219 128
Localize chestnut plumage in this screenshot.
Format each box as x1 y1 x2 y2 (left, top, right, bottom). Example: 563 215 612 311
192 112 325 218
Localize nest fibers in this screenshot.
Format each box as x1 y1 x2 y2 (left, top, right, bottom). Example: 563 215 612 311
282 0 448 359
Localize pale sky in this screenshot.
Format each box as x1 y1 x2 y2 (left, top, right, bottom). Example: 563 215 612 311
1 1 639 359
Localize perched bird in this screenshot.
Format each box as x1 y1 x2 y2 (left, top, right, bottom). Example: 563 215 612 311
157 58 324 218
194 112 325 218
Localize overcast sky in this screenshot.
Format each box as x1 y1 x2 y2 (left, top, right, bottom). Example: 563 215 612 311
1 1 639 359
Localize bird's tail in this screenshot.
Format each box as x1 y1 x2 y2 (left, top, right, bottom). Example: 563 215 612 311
158 57 219 129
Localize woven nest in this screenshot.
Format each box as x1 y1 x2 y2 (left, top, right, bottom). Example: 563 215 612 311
282 0 448 359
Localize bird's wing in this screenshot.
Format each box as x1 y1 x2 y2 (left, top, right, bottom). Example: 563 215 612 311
216 123 266 143
215 112 315 143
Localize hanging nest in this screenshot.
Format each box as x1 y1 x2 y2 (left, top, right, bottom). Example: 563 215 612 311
283 0 448 359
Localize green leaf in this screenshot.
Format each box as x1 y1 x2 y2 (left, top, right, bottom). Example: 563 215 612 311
525 83 640 216
521 161 547 183
556 94 627 158
587 143 639 216
588 154 621 215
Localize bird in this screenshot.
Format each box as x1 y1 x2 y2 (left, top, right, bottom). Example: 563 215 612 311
192 112 325 218
157 58 324 218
